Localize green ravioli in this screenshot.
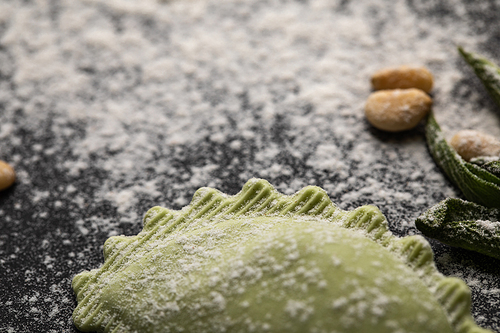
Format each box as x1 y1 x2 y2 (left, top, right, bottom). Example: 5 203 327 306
72 179 491 333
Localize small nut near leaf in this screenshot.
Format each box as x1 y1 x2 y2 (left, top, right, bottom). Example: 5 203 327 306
0 160 15 191
371 66 434 93
365 88 433 132
449 130 500 161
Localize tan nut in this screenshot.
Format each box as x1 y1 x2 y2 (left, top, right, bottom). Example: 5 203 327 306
0 160 16 191
371 66 434 93
449 130 500 161
365 88 432 132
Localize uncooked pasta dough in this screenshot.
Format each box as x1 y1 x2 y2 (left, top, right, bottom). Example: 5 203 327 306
72 179 490 333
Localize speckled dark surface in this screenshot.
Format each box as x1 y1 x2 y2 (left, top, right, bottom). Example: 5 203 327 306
1 0 500 332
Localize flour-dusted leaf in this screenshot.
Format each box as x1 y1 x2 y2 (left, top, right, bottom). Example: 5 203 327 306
471 159 500 178
481 161 500 178
425 112 500 208
72 179 491 333
416 198 500 260
459 46 500 108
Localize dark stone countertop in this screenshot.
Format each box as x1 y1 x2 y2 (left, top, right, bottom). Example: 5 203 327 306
1 0 499 332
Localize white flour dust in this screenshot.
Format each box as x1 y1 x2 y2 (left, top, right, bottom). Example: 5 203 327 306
0 0 500 332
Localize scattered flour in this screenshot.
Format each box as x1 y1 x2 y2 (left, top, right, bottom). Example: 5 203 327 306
0 0 499 332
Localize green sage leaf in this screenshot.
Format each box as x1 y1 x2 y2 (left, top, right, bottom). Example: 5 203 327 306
482 161 500 178
458 46 500 108
425 112 500 208
471 159 500 178
416 198 500 260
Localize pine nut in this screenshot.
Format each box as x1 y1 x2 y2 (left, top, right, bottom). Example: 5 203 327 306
449 130 500 161
365 88 433 132
0 160 16 191
371 66 434 93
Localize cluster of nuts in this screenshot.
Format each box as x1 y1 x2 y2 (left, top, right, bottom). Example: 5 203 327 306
365 65 500 162
0 160 16 191
365 65 433 132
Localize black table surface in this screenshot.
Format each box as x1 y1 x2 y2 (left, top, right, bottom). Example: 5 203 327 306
1 0 500 332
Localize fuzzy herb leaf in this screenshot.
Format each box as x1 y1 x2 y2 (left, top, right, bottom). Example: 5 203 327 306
482 161 500 177
416 198 500 260
425 112 500 208
458 46 500 108
470 159 500 178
